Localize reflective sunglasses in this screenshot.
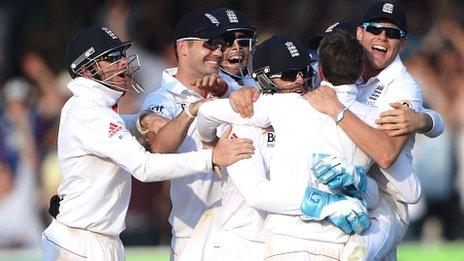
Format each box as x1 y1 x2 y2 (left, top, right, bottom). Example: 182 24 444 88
178 37 227 52
99 49 127 63
362 22 406 39
269 66 312 82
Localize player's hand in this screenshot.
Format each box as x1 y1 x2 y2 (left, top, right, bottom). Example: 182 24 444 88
375 102 427 136
212 125 255 167
303 86 344 119
311 154 367 196
191 74 228 97
140 112 169 135
300 187 371 235
229 87 260 118
187 98 215 117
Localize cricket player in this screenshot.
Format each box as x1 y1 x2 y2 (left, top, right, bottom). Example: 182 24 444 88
211 7 258 91
304 2 445 259
41 26 253 261
196 34 385 260
136 11 243 260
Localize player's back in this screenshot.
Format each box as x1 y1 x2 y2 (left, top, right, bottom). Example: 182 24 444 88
255 92 369 242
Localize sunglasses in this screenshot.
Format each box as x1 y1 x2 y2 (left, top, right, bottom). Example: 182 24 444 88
99 49 127 63
223 32 255 48
178 37 227 52
362 22 406 39
269 66 312 82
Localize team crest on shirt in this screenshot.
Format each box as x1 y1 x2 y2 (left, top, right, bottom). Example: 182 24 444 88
109 122 123 137
366 85 385 107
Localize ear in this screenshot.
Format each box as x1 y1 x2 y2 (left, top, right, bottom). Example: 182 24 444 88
399 37 407 51
356 26 363 41
177 41 189 58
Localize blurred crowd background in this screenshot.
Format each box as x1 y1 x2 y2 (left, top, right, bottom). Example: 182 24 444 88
0 0 463 249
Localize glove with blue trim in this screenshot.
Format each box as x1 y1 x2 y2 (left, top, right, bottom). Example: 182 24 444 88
300 186 371 235
311 153 367 196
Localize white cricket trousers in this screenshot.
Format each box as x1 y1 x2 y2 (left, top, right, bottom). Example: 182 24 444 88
42 219 124 261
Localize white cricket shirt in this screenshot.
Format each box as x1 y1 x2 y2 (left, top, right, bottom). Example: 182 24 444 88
141 68 222 238
197 83 382 242
55 77 213 236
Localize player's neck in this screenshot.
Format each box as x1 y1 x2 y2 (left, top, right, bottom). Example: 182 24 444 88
175 68 208 97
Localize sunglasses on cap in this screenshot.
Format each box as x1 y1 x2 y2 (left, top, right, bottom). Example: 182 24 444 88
269 66 312 82
98 49 127 63
362 22 406 39
177 37 227 52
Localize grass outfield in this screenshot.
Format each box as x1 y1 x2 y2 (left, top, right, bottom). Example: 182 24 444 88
397 243 464 261
2 243 464 260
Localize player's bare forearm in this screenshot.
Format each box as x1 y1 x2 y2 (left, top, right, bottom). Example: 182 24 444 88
338 111 408 169
150 111 194 153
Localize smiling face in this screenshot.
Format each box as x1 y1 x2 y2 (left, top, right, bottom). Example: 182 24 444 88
356 20 406 73
221 31 254 76
183 37 224 79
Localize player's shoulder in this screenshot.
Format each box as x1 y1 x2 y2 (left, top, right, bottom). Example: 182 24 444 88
143 87 175 105
385 72 422 105
142 87 178 116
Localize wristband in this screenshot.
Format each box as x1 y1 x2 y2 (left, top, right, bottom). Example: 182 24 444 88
335 107 349 125
185 103 196 119
136 110 153 135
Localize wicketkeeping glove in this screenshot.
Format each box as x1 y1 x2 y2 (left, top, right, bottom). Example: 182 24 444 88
311 153 367 196
300 187 371 235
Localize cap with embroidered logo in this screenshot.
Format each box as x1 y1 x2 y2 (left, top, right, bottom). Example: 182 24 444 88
173 11 226 41
308 21 357 50
251 35 310 76
362 1 407 34
210 8 255 34
65 25 132 78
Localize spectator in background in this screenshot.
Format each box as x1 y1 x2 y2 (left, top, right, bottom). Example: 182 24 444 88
0 78 42 247
404 17 464 241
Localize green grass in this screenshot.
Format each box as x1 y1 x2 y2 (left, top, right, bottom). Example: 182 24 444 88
2 243 464 261
397 243 464 261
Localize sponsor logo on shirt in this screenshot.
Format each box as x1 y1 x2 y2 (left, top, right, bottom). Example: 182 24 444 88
266 132 275 143
148 105 165 114
109 122 123 137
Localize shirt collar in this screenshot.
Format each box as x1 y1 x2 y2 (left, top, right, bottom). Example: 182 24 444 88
364 55 405 86
161 67 204 99
320 80 357 107
67 77 123 108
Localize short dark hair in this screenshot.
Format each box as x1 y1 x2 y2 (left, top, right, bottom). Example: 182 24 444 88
318 31 367 85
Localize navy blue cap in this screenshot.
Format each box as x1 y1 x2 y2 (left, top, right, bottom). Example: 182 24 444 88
308 21 357 50
173 12 226 41
210 8 255 34
362 1 407 34
65 26 131 78
252 35 310 76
